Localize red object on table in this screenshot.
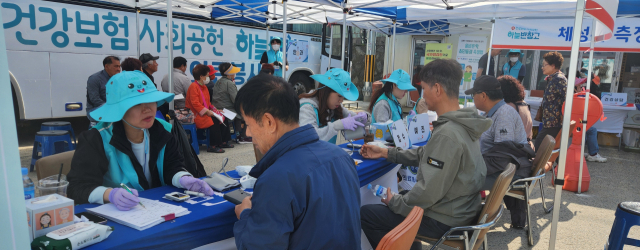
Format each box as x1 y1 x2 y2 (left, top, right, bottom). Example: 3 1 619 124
560 92 604 192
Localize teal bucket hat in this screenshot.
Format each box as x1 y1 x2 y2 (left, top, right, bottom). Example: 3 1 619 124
310 68 359 101
90 71 174 122
381 69 416 91
508 49 522 57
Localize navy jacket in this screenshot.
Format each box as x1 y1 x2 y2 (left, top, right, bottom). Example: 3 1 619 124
234 125 361 250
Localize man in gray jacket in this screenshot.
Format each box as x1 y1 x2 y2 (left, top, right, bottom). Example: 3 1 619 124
161 57 191 109
86 56 121 126
360 59 491 250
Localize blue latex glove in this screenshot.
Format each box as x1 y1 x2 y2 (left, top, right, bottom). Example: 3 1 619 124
180 176 215 196
108 188 140 211
341 113 365 131
408 110 416 116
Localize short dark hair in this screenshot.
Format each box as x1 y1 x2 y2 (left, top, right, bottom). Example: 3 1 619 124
498 75 525 103
219 62 231 76
192 64 210 81
103 56 120 67
419 59 462 98
121 57 142 71
260 63 274 75
484 89 504 101
543 51 564 70
173 57 187 68
234 74 299 124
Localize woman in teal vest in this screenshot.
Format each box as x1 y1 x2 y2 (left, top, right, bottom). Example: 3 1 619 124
67 71 214 210
369 69 417 123
260 37 288 77
502 49 526 82
298 68 369 143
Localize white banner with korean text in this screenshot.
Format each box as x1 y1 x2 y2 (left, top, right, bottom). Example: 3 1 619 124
493 18 640 52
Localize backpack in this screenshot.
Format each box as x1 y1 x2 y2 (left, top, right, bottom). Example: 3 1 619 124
169 116 207 178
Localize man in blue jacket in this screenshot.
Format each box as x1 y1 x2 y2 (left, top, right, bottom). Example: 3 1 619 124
232 73 361 250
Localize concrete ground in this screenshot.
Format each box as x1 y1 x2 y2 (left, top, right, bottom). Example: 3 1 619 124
17 102 640 249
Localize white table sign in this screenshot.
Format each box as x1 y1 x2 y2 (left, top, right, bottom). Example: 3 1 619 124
390 120 410 149
601 92 627 106
408 114 431 144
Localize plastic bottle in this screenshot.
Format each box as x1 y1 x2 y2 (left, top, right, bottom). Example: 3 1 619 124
367 184 396 199
22 168 35 200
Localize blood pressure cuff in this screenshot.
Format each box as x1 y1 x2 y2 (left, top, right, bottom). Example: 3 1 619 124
204 174 240 192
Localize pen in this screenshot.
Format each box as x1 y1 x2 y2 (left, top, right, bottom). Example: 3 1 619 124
120 183 146 209
185 191 206 197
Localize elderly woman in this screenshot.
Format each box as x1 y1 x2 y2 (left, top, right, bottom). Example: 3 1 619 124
498 75 533 149
186 64 234 153
535 51 567 151
68 71 214 210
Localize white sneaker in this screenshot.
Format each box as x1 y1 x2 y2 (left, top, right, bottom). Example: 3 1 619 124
586 153 607 163
584 153 589 158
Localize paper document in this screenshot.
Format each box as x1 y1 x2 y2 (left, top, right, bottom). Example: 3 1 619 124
221 109 237 120
174 94 184 100
87 198 190 231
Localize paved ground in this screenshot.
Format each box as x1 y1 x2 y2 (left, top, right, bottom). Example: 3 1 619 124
18 102 640 249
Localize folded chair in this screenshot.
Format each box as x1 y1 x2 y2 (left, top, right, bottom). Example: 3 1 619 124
416 164 516 250
505 135 556 245
376 206 424 250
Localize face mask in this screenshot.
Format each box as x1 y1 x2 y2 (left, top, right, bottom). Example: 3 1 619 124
227 74 236 80
510 57 519 63
272 44 281 51
205 76 210 83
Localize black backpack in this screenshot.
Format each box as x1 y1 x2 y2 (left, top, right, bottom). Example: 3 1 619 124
168 112 207 178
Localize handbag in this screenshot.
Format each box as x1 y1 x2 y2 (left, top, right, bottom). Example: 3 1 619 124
534 106 543 122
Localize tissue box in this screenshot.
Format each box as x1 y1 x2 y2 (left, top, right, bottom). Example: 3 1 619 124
25 194 74 241
372 122 392 141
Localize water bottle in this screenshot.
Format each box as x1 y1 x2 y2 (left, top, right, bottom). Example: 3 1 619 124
22 168 35 200
368 184 395 199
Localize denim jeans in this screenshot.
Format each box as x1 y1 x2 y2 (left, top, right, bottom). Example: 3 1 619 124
586 127 599 156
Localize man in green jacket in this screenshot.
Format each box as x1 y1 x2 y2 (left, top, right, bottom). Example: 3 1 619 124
360 59 491 250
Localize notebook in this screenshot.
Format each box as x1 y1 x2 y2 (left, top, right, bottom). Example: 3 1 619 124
87 198 190 231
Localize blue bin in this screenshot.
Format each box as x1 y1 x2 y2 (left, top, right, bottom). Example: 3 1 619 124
41 121 76 149
606 202 640 249
30 130 73 171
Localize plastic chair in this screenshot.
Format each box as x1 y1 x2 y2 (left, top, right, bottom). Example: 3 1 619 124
197 128 211 149
416 164 516 250
182 123 200 155
40 121 76 149
35 150 74 180
505 135 556 245
605 202 640 250
30 130 74 172
376 206 424 250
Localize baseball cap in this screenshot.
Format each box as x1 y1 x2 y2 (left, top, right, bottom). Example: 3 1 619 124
464 75 501 95
207 65 218 76
139 53 159 64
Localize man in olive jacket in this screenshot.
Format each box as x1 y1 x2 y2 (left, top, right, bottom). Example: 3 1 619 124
360 59 491 250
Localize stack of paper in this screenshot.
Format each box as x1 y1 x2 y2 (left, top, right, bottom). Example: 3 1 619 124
87 198 190 231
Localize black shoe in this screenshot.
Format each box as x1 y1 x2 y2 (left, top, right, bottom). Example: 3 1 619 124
207 146 225 153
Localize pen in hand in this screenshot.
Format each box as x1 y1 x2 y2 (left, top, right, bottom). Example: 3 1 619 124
120 183 146 209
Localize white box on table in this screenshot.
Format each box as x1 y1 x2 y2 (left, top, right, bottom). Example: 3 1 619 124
25 194 74 241
372 122 392 141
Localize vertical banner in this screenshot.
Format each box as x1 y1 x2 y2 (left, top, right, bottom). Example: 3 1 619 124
424 43 452 64
456 36 487 94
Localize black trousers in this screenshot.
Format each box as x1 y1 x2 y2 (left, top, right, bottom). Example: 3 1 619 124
534 127 562 153
208 117 231 147
361 204 452 250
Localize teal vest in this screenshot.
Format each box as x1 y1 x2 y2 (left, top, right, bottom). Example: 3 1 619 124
503 61 523 79
372 94 402 123
300 103 337 144
94 118 172 192
267 49 284 77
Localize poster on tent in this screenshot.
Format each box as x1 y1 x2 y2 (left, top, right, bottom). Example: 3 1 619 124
456 36 487 95
492 18 640 52
287 39 309 63
424 43 452 64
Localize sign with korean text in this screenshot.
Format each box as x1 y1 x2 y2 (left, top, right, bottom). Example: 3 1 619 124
601 92 627 106
424 43 452 64
408 114 431 144
390 120 410 149
456 36 487 94
493 18 640 52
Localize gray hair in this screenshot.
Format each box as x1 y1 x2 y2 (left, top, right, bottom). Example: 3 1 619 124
142 60 154 70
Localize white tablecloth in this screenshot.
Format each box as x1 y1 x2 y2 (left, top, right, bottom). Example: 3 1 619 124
526 98 637 134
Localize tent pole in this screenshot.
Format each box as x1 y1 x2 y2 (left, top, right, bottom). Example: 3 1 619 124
282 0 287 78
391 20 396 71
135 0 140 58
167 0 174 110
266 24 270 46
341 3 347 70
578 18 596 194
549 0 586 249
486 19 495 77
384 35 389 75
328 24 334 72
